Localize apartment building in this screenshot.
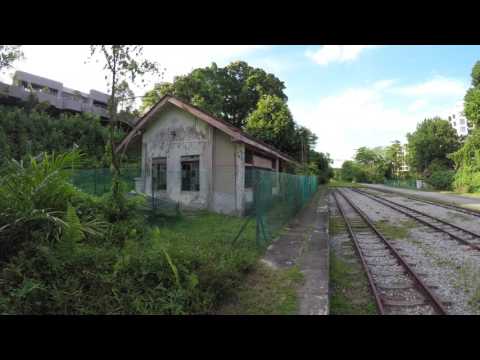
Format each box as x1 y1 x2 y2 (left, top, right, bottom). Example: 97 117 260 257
393 143 409 177
0 71 109 118
448 103 472 137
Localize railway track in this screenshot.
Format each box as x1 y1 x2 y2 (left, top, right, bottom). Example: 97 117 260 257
332 189 447 315
363 186 480 219
349 187 480 252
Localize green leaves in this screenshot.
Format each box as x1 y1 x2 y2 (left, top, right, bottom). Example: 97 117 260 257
464 87 480 128
0 45 23 72
0 105 109 164
245 94 296 154
140 60 287 129
407 117 460 174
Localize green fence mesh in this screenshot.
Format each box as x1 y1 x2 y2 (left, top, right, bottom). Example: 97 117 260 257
248 168 318 247
71 164 141 196
383 178 418 190
70 164 319 248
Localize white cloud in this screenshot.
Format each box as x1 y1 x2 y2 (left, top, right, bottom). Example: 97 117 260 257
290 77 463 168
393 76 467 97
0 45 269 96
142 45 269 83
306 45 379 66
408 99 428 112
372 79 396 90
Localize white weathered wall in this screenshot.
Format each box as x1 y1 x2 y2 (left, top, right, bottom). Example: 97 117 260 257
211 129 245 215
142 104 213 210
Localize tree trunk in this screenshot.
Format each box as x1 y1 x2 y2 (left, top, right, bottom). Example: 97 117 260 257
110 63 121 201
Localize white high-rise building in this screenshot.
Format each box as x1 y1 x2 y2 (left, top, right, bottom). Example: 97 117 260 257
448 102 471 137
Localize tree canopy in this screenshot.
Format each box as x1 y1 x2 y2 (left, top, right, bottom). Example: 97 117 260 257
141 61 287 129
463 60 480 128
406 117 460 175
244 95 296 155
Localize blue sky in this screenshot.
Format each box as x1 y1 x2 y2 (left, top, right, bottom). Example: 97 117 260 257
1 45 479 167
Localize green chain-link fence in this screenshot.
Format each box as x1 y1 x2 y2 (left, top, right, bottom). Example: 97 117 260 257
384 178 429 190
71 163 319 248
245 168 318 247
71 164 141 196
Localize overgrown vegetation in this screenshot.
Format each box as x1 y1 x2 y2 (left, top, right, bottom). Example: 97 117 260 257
0 150 260 314
218 263 304 315
329 251 377 315
0 105 112 165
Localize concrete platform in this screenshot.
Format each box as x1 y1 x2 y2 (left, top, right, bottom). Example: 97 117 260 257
262 186 330 315
363 183 480 211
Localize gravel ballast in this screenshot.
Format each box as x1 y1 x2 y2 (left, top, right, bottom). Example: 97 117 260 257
333 188 480 315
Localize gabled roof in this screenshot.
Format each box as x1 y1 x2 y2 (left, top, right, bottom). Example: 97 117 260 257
116 95 298 164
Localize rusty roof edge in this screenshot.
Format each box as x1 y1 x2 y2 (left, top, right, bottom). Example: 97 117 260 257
116 95 300 165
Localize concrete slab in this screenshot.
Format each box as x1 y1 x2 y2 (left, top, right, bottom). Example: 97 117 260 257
261 186 330 315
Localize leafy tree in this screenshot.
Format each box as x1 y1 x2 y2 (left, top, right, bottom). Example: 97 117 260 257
340 160 366 182
244 95 296 155
355 146 381 166
141 61 287 129
88 46 160 206
471 60 480 88
351 146 391 182
449 127 480 192
464 87 480 128
385 140 403 178
310 151 334 183
406 117 460 175
463 60 480 128
292 126 318 163
0 45 23 72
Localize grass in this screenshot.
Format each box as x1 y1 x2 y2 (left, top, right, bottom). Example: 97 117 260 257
329 250 377 315
148 210 256 244
374 219 417 240
440 190 480 199
0 201 261 314
329 216 346 236
218 262 305 315
328 180 365 188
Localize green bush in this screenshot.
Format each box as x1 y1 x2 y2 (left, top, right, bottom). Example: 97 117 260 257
453 165 480 193
426 169 455 190
450 128 480 193
0 150 259 314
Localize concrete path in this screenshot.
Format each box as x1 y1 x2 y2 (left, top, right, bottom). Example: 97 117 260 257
262 186 330 315
363 183 480 210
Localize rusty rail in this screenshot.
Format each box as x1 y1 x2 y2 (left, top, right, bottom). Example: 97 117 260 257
350 187 480 252
365 186 480 219
333 188 448 315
